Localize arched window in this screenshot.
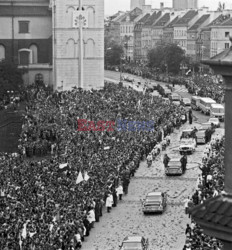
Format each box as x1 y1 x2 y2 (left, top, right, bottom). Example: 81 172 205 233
67 6 75 27
86 7 95 28
29 44 38 64
0 45 5 61
85 39 95 57
18 49 32 65
66 39 75 58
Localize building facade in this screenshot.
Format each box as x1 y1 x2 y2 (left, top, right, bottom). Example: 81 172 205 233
0 0 52 85
0 0 104 90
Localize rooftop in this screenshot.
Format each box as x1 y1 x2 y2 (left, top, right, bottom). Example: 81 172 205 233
165 16 180 28
153 13 170 27
144 11 162 26
189 14 210 31
175 10 198 25
207 14 231 27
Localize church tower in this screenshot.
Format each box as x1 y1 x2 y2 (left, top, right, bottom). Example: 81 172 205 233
130 0 146 10
52 0 104 91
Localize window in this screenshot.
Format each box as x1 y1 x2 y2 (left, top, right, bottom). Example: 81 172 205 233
85 39 95 57
0 45 5 61
19 49 31 65
225 43 230 49
19 21 29 33
29 44 38 64
66 39 75 58
225 32 230 37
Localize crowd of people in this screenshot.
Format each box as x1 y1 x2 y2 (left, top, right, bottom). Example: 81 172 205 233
183 137 225 250
0 82 189 249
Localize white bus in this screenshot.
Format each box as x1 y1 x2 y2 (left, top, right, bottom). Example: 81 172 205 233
210 103 225 121
198 97 216 115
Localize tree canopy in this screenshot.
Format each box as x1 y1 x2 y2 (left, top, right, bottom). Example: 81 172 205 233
0 60 25 96
104 35 124 66
147 43 185 74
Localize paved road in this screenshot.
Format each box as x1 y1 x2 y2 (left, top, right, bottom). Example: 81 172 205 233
80 71 220 250
82 121 205 250
105 70 225 127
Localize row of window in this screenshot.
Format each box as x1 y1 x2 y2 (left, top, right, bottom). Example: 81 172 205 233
120 25 133 34
0 44 38 63
174 30 187 37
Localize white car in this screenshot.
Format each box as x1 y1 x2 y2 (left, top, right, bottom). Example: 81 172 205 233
208 117 220 128
181 98 191 106
179 138 196 155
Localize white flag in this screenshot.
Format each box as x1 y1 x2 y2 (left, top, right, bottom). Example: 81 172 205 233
21 223 27 239
84 172 90 181
76 171 84 184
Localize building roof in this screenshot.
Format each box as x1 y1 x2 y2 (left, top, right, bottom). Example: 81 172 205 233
0 5 51 16
220 17 232 26
165 16 180 28
121 7 142 22
153 13 170 27
144 11 162 26
189 14 210 31
207 14 231 27
175 10 198 25
190 194 232 241
137 13 151 23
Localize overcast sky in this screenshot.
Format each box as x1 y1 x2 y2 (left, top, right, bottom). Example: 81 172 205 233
105 0 232 15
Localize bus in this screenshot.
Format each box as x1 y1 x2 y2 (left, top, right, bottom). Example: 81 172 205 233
191 96 201 110
210 103 225 121
198 97 216 115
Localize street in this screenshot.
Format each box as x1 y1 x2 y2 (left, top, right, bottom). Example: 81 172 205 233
80 71 222 250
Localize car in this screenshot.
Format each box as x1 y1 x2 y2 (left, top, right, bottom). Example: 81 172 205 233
179 138 196 155
180 129 196 139
170 93 181 102
181 98 191 106
196 130 208 144
119 236 149 250
208 117 220 128
165 156 184 175
173 101 181 106
142 191 167 214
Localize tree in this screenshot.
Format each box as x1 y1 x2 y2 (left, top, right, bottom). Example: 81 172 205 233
0 60 25 98
147 43 185 74
217 2 225 11
105 35 123 66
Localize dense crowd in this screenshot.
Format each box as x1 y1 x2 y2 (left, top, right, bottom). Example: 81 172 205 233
183 137 225 250
107 63 224 104
0 82 188 249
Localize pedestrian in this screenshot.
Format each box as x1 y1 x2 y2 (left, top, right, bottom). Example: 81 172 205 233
116 183 123 201
106 193 113 213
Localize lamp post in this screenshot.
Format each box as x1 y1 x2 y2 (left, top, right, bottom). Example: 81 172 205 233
191 37 232 250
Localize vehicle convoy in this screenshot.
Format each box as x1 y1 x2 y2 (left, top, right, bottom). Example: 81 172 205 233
198 97 216 115
191 96 201 110
179 138 196 155
119 236 149 250
142 191 167 214
165 156 184 175
210 103 224 121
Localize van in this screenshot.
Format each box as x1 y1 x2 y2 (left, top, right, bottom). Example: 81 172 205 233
170 93 181 101
191 96 201 110
198 97 216 115
210 103 225 121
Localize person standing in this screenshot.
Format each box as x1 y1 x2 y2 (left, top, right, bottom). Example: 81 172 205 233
106 193 113 213
116 183 123 200
188 109 193 125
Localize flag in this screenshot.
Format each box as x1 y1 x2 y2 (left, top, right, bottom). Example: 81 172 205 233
84 172 90 181
76 171 84 184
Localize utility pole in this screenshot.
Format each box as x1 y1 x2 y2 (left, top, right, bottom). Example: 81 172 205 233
78 0 84 89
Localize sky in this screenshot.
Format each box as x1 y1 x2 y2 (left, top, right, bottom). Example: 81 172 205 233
105 0 232 16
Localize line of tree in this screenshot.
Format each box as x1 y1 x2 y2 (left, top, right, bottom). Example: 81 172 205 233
147 43 186 75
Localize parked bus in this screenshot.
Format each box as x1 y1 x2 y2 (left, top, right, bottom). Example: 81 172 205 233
191 96 201 110
210 103 225 121
198 97 216 115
